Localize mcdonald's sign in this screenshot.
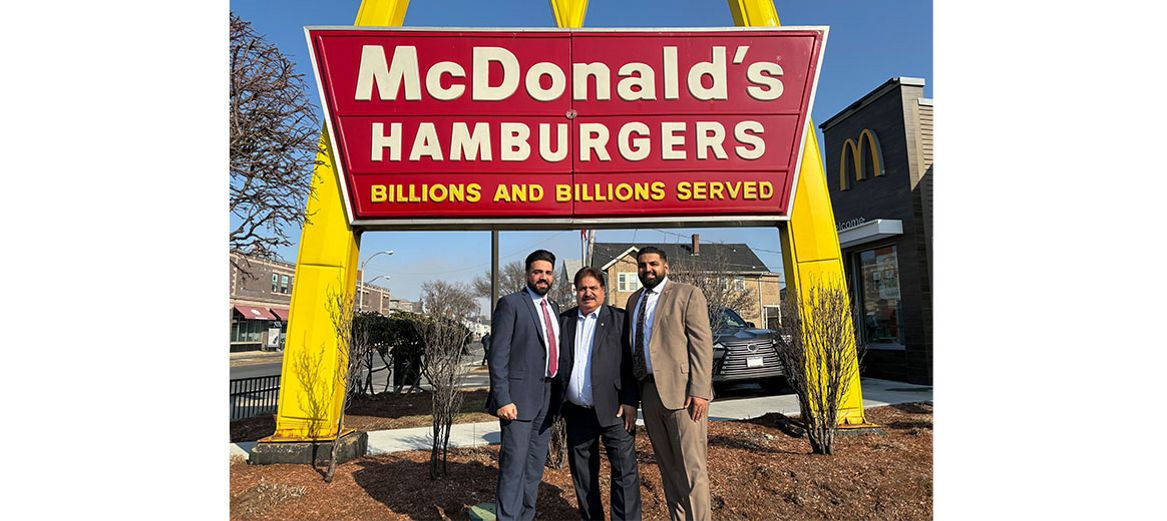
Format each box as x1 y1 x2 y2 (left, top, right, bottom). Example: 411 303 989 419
305 26 828 227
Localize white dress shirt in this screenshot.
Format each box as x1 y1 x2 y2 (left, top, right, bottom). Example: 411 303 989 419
631 276 668 374
526 287 560 377
567 307 600 407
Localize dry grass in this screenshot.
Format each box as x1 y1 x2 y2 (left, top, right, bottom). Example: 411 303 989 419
230 478 307 518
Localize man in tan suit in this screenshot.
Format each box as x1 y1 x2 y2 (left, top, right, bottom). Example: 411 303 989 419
624 246 714 521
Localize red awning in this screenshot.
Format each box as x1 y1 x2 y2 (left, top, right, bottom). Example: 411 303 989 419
270 307 290 321
233 305 277 321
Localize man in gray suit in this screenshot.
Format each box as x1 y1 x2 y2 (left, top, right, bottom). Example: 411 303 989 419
486 249 562 521
556 267 641 520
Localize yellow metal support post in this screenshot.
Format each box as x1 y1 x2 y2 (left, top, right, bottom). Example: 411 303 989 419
550 0 588 28
262 0 411 443
727 0 869 426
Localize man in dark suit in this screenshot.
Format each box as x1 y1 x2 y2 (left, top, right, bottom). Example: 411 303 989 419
486 249 562 521
556 267 642 520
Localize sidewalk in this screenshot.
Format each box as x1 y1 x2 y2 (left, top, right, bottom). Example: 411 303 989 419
230 378 931 460
229 350 284 367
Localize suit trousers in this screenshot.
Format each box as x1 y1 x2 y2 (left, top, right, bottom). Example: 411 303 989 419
640 380 711 521
497 381 554 521
564 402 642 520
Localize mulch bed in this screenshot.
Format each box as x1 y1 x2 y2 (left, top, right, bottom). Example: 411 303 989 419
230 402 932 520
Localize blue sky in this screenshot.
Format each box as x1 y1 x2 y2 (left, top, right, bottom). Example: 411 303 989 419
230 0 932 308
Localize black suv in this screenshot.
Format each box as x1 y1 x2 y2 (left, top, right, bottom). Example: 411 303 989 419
710 308 785 391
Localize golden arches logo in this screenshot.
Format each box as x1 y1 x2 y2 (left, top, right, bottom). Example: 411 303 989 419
839 128 884 191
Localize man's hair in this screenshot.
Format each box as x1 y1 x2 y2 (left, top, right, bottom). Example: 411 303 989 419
525 249 556 271
573 267 607 289
636 246 668 263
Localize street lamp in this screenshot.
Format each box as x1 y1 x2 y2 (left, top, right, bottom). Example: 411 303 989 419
360 250 394 310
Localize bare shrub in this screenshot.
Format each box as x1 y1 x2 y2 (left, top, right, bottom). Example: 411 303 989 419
419 281 477 479
546 418 569 469
324 289 372 482
773 276 863 455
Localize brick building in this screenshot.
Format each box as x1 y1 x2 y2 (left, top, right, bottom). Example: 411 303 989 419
590 237 783 329
229 252 399 352
819 77 933 384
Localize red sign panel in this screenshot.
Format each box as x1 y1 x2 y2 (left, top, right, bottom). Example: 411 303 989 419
305 27 827 227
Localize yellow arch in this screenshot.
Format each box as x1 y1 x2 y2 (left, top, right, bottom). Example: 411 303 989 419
857 128 885 179
729 0 868 426
840 138 858 190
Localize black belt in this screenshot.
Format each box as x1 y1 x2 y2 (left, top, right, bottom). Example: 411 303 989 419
567 401 594 410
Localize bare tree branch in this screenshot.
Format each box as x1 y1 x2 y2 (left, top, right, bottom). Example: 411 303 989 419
230 12 322 273
668 248 758 331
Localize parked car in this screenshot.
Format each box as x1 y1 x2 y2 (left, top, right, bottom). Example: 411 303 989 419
710 308 786 392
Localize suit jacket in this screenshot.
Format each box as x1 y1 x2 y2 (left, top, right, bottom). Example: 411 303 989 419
486 290 561 421
625 280 714 410
554 305 638 428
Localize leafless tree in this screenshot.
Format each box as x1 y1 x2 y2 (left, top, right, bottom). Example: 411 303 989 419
773 276 863 455
472 260 527 298
668 247 757 331
473 260 574 309
230 12 321 272
323 289 372 482
419 281 477 479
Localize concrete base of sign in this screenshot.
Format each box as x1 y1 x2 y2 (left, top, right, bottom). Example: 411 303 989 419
249 430 368 466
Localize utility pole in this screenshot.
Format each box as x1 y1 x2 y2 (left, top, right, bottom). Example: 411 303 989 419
490 229 499 321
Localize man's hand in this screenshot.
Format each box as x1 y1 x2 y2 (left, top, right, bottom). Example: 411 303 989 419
616 404 638 432
682 395 709 422
497 403 518 421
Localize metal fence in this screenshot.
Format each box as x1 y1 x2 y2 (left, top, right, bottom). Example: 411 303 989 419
229 375 281 421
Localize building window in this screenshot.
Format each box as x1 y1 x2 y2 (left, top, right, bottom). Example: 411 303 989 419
280 274 290 294
764 305 781 330
856 245 903 345
271 274 279 293
231 319 267 343
617 272 641 292
735 277 745 291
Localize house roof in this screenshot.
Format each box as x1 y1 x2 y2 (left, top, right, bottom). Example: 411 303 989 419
592 242 774 274
560 258 583 280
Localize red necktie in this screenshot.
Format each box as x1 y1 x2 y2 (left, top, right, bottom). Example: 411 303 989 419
540 299 558 377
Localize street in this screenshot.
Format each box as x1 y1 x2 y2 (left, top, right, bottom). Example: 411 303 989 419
230 342 492 390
